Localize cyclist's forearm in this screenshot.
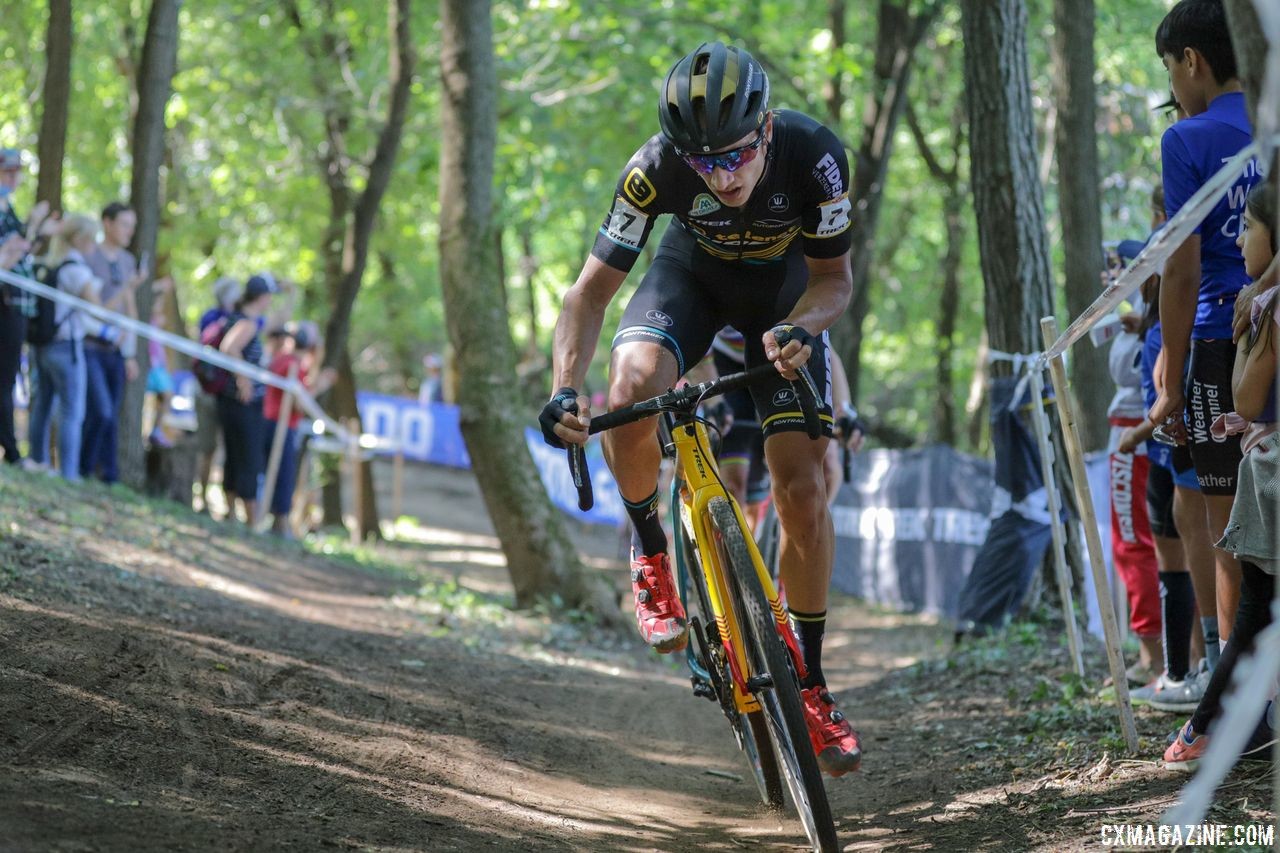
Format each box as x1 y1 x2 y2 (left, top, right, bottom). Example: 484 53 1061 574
552 257 627 390
783 272 851 335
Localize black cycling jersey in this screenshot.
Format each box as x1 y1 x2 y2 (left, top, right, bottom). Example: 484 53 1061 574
591 109 852 269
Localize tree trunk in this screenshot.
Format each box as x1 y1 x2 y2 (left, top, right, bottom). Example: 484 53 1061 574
35 0 72 212
438 0 617 617
960 0 1055 369
289 0 414 540
119 0 179 490
962 0 1087 615
1052 0 1109 451
1223 0 1269 130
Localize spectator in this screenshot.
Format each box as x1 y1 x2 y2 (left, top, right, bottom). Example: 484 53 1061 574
1163 179 1279 770
1106 239 1163 685
216 274 276 523
263 321 336 537
194 275 241 512
419 352 445 405
144 277 175 447
1147 0 1260 641
0 147 48 467
27 215 102 480
81 201 144 483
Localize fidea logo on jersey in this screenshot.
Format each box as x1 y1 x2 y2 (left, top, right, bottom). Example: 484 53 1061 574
689 193 721 217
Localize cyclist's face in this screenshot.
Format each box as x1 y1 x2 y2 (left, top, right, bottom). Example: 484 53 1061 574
698 115 772 208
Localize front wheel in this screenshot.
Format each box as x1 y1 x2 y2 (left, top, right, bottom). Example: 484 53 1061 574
709 497 838 853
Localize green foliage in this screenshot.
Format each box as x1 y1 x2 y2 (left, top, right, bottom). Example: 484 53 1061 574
0 0 1181 443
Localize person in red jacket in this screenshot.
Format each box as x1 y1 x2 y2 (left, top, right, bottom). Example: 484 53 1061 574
263 321 335 537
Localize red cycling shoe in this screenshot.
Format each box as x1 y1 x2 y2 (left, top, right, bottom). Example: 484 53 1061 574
802 686 862 777
630 552 688 653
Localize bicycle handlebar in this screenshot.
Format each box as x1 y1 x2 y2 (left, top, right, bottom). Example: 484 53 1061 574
565 358 823 512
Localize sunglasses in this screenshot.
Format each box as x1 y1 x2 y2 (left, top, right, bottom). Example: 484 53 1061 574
678 129 766 175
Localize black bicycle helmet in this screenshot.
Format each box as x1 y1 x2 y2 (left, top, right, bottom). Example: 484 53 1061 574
658 42 770 153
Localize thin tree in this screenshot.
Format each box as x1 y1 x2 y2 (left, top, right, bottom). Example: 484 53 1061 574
438 0 618 615
829 0 940 402
905 98 966 445
119 0 179 490
35 0 72 212
1052 0 1110 451
283 0 414 540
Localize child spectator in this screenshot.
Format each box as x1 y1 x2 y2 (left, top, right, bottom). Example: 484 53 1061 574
1106 239 1162 685
263 321 336 537
81 201 144 483
1148 0 1261 641
144 277 175 447
194 276 241 513
1164 180 1279 769
216 274 276 523
27 215 102 480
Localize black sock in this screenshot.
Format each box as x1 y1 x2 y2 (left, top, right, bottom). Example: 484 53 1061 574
789 608 826 689
1160 571 1194 682
624 490 667 558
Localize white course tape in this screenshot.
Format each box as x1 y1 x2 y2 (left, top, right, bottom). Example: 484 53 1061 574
0 265 358 444
1045 142 1263 362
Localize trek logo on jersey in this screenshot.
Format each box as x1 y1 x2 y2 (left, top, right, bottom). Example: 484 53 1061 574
813 193 852 238
645 310 674 327
689 193 721 217
623 168 657 208
812 153 844 196
604 198 649 249
768 193 789 212
772 389 795 406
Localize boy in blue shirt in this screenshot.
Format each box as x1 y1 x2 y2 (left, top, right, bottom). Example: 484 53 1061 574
1147 0 1260 641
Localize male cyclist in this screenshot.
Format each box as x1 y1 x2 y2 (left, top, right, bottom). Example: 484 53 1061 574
539 42 861 775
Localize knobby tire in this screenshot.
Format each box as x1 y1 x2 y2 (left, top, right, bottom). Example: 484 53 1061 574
678 520 784 808
708 497 838 853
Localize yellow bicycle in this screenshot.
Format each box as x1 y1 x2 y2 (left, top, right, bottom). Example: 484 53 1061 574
568 359 839 853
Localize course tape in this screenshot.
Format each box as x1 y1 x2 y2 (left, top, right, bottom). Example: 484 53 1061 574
0 265 359 445
1044 141 1264 362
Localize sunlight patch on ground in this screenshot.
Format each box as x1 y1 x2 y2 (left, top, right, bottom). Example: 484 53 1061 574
420 548 507 568
389 520 501 550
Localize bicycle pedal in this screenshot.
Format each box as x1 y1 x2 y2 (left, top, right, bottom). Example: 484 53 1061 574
690 676 717 701
746 673 774 692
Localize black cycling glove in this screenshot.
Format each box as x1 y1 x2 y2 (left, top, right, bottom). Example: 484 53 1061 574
836 404 866 440
539 387 581 449
769 324 818 363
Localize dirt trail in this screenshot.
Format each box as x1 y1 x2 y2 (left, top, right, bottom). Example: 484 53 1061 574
1 463 1270 851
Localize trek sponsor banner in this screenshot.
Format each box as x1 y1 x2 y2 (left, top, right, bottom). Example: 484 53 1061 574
353 392 625 527
829 444 995 619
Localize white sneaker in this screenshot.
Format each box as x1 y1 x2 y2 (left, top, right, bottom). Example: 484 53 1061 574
1147 672 1207 713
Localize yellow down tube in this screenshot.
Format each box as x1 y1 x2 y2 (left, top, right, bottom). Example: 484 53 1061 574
671 418 788 714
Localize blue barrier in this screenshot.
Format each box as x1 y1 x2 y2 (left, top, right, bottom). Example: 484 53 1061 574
354 391 624 527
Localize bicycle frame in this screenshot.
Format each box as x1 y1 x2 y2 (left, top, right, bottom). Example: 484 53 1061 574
664 413 808 715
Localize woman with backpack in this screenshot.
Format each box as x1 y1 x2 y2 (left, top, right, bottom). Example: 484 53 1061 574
27 214 102 480
216 273 275 523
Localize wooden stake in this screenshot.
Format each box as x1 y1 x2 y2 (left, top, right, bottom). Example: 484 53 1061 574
1041 316 1139 753
347 417 363 545
1027 364 1085 678
392 445 405 524
258 362 299 530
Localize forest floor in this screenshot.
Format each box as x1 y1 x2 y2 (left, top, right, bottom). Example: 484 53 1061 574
0 460 1275 852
